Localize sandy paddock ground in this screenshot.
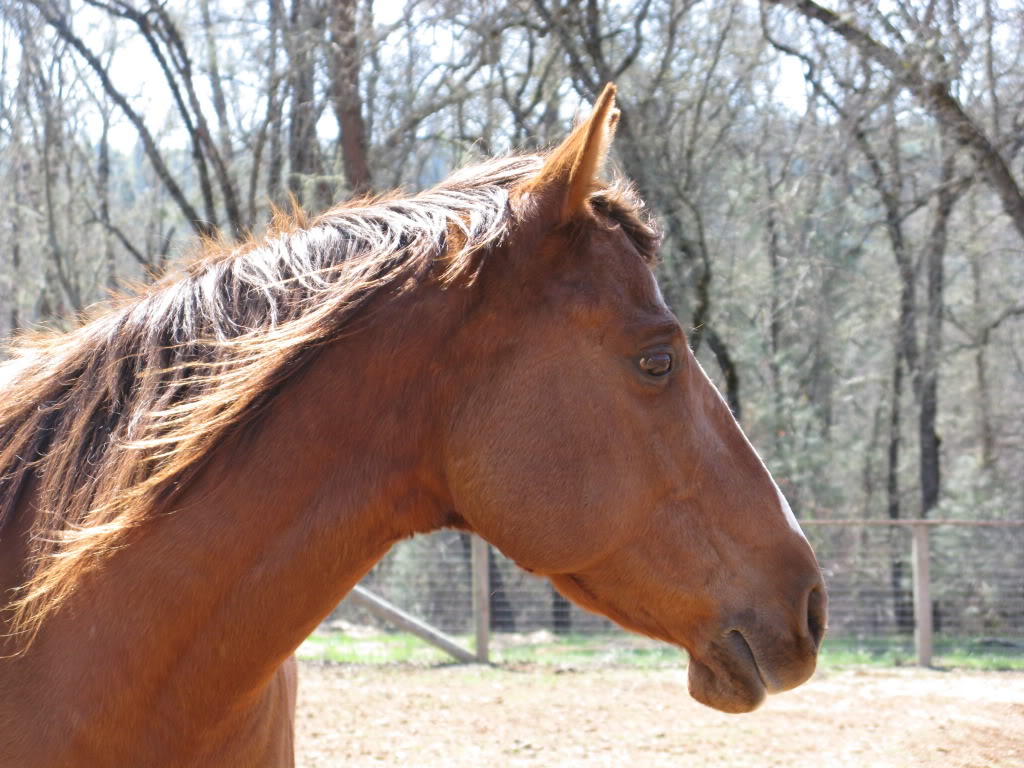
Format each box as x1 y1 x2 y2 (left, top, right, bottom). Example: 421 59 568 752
295 661 1024 767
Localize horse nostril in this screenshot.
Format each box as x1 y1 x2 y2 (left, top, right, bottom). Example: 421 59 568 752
806 583 827 649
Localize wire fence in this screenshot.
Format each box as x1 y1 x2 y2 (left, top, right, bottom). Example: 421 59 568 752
806 520 1024 660
328 520 1024 663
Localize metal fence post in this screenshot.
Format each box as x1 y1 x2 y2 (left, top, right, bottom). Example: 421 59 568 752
910 522 933 667
471 535 490 663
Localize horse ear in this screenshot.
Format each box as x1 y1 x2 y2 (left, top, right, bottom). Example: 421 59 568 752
526 83 620 224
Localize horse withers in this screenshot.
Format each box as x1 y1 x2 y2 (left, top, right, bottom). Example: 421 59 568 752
0 85 825 766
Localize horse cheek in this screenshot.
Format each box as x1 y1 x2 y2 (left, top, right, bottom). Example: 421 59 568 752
446 368 621 572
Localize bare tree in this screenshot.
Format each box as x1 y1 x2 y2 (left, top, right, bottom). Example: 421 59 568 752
763 0 1024 241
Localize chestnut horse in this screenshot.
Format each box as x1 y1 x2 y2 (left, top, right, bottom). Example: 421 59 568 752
0 86 825 766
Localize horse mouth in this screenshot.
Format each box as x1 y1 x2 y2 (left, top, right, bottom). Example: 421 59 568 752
686 631 768 714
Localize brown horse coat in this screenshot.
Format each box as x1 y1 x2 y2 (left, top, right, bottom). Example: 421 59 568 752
0 86 824 767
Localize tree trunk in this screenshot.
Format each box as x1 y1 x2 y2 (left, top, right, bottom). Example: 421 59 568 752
328 0 371 196
285 0 324 205
971 249 995 469
200 0 234 167
704 327 742 421
98 110 115 291
763 164 785 446
918 131 957 517
9 153 25 334
886 355 913 634
264 0 286 209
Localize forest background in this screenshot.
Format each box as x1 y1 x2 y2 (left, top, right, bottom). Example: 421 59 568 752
1 0 1022 637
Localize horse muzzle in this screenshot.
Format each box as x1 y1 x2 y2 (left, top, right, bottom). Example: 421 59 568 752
687 581 827 713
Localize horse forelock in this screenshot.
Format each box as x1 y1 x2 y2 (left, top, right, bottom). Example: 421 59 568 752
0 152 657 644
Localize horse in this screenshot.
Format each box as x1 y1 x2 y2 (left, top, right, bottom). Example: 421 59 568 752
0 85 825 766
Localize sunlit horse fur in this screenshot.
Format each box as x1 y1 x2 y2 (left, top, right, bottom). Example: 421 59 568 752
0 86 825 766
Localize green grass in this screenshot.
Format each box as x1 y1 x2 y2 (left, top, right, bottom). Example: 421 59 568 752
930 640 1024 670
298 631 455 665
298 629 1024 670
816 635 1024 670
496 633 686 668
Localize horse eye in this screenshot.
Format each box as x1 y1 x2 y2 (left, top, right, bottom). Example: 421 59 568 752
639 352 673 377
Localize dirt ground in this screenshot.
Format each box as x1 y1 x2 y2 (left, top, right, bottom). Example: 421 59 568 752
295 661 1024 767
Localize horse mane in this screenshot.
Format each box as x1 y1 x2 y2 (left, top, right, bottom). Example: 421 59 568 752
0 153 658 643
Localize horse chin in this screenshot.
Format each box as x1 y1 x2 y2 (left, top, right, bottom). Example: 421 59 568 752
686 632 767 714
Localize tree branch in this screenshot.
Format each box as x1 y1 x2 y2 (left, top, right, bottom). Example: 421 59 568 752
764 0 1024 242
28 0 212 236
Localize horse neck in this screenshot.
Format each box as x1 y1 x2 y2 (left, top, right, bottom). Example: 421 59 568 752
1 284 460 743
